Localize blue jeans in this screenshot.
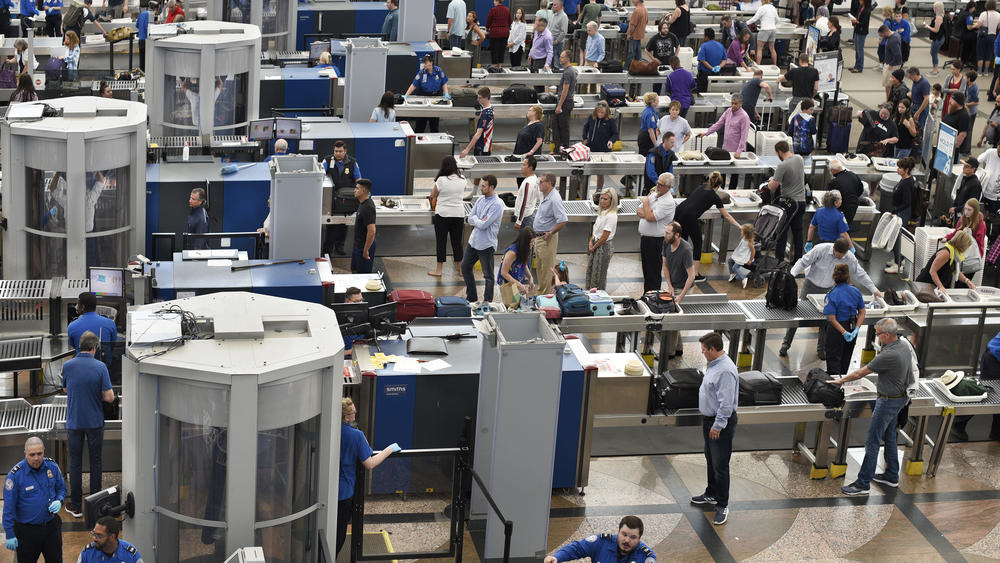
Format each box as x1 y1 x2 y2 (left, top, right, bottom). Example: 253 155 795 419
461 244 495 302
894 147 911 158
351 239 376 273
930 36 945 68
68 427 104 510
551 41 563 70
727 257 751 279
856 396 907 488
853 32 867 70
702 413 737 507
625 38 642 68
449 34 463 50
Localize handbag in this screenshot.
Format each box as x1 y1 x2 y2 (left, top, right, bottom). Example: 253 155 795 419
961 232 983 274
628 57 661 75
562 142 591 161
908 280 943 303
499 281 521 309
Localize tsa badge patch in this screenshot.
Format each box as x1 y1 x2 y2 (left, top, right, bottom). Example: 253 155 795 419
585 535 597 542
47 470 53 479
4 479 12 491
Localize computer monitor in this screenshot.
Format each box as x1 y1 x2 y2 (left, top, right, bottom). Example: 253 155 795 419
329 302 369 328
89 267 125 298
309 40 332 61
274 117 302 140
83 486 120 530
248 118 275 141
368 301 397 328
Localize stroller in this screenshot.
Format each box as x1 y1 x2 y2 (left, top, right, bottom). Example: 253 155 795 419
745 194 798 288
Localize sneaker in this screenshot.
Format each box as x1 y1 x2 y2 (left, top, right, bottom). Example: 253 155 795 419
691 494 717 505
65 506 83 518
841 482 870 495
884 263 899 274
779 343 790 357
695 273 707 282
872 473 899 487
713 506 729 525
742 277 749 289
729 273 737 283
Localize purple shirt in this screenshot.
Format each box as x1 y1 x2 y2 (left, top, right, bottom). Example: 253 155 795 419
664 67 696 108
705 107 751 152
726 40 745 65
529 28 554 66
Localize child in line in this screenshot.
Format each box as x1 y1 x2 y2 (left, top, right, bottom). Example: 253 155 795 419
727 224 756 288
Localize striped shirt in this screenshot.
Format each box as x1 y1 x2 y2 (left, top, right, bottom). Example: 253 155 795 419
475 106 495 153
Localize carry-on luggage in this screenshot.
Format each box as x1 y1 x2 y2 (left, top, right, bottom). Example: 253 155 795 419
435 296 471 317
804 367 845 408
556 283 594 317
588 289 614 316
535 293 562 319
655 369 705 411
643 290 678 314
388 289 436 322
738 370 783 405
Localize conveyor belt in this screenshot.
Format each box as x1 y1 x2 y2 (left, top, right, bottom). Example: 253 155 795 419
563 200 595 216
618 199 640 214
679 302 746 316
780 378 811 406
741 299 824 327
923 379 1000 413
0 338 44 371
0 398 68 436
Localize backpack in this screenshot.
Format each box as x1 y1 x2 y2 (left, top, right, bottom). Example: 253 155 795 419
765 266 798 311
642 290 678 314
556 283 593 317
803 368 845 408
501 84 537 104
63 1 85 30
705 147 730 161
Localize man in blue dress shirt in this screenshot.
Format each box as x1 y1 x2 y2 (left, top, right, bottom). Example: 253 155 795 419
67 292 118 370
78 516 143 562
461 174 504 303
62 331 114 518
533 173 569 295
691 332 739 526
3 436 66 561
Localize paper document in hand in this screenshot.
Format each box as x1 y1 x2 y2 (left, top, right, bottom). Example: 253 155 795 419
843 378 878 400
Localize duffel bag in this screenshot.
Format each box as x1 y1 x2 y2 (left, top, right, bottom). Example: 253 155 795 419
501 83 537 104
804 367 845 408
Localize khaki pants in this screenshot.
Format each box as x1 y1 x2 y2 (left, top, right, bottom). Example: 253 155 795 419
583 60 598 92
535 233 560 295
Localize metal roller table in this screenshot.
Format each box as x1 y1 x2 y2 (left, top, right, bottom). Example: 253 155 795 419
921 379 1000 477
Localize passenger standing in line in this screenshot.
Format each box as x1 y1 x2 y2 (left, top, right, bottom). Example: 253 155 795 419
381 0 399 41
552 50 577 152
186 187 210 250
827 160 865 227
548 0 568 71
3 437 66 562
351 179 377 274
513 155 540 230
507 8 526 67
61 331 114 519
528 17 554 71
67 291 118 369
766 140 807 263
585 188 619 290
637 172 677 292
663 56 697 118
461 174 504 303
624 0 647 71
582 101 618 193
427 156 469 277
533 174 569 295
337 398 396 555
447 0 467 49
692 331 739 526
485 0 511 65
836 318 914 495
823 263 867 376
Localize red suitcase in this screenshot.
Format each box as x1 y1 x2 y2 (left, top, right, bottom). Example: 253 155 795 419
388 289 436 322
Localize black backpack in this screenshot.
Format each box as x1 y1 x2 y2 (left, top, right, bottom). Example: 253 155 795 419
803 368 845 408
738 371 783 406
501 84 537 104
643 290 678 314
765 266 798 311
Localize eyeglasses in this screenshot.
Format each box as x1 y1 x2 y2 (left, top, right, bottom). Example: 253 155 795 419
90 532 107 540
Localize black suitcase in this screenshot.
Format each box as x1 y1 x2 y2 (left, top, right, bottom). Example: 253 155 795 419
501 83 537 104
654 369 704 411
738 370 783 406
600 83 626 101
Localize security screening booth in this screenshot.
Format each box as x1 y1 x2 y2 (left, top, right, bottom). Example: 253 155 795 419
121 292 344 561
208 0 297 52
0 97 147 280
146 20 262 143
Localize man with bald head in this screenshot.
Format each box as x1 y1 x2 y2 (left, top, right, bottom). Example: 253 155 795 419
827 160 864 227
4 437 66 561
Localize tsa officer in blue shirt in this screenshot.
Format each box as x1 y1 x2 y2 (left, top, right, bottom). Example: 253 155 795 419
696 27 726 92
404 54 451 133
823 263 866 376
807 190 851 248
3 436 67 562
78 516 143 563
545 516 656 563
337 398 398 555
67 292 118 370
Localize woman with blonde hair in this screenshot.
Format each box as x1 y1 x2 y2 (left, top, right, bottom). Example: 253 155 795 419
637 92 659 156
586 188 619 289
925 1 946 75
582 101 619 192
916 229 976 293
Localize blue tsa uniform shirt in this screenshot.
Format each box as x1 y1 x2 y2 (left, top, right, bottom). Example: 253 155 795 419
3 458 66 535
413 66 448 94
67 311 118 365
552 533 656 563
822 283 865 322
77 539 144 562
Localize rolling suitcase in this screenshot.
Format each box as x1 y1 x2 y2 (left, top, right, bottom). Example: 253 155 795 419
827 121 851 153
738 370 783 406
654 369 705 411
588 289 614 316
535 294 561 319
388 289 436 322
435 296 471 317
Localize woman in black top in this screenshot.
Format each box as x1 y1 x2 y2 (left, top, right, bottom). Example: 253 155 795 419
925 2 946 76
669 0 692 48
849 0 872 72
960 1 979 68
915 230 976 292
893 98 917 158
674 171 742 265
820 16 842 56
513 105 544 157
886 156 916 273
582 101 620 192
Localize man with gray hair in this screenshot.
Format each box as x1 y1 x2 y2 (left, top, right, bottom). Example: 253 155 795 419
827 159 865 226
3 437 66 560
637 172 677 291
833 318 913 495
62 330 114 518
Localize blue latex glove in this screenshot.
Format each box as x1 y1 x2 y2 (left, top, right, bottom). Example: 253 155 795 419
804 242 813 253
995 56 999 65
5 538 16 551
712 65 721 73
401 94 408 101
389 442 402 452
843 329 856 342
849 246 856 254
48 500 61 514
443 92 452 100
